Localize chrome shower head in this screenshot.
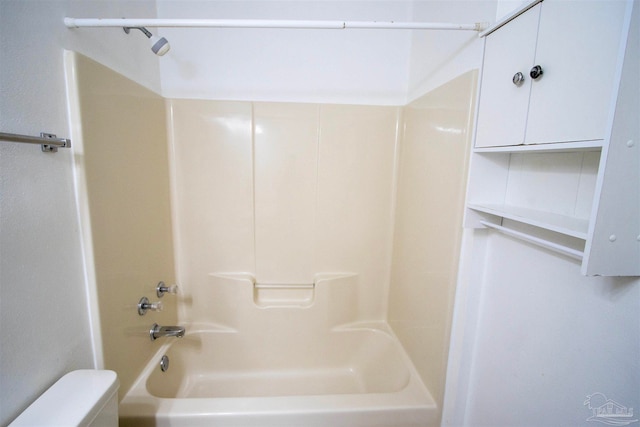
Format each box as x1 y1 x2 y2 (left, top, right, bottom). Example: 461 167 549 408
123 26 170 56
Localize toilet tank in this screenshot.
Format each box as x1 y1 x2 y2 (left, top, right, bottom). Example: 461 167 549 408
9 370 119 427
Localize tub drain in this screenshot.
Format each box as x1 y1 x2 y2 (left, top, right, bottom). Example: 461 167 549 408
160 355 169 372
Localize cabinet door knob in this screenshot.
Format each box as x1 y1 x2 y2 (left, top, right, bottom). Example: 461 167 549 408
512 72 525 86
530 65 544 80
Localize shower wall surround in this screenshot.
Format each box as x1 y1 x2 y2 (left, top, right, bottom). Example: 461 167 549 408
70 52 475 410
169 71 476 418
169 100 400 322
389 71 477 410
67 53 177 399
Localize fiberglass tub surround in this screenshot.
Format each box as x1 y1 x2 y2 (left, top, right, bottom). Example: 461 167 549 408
67 51 477 426
120 274 437 426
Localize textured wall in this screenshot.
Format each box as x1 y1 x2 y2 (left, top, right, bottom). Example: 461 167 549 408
0 1 161 424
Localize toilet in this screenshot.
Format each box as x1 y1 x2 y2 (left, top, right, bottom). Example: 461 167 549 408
9 370 119 427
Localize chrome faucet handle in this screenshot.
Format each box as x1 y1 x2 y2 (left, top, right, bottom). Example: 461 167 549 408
138 296 163 315
156 281 178 298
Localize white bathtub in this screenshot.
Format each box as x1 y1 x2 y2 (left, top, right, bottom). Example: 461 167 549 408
119 324 437 427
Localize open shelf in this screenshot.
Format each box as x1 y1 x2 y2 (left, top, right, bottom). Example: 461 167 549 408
467 203 589 240
465 0 638 275
473 140 603 153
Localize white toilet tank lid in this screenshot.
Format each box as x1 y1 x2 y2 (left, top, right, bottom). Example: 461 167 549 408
9 370 119 427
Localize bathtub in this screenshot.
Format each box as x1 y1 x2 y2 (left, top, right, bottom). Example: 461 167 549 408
119 324 437 426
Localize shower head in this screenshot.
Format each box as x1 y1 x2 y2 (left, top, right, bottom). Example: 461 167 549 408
149 34 170 56
123 26 170 56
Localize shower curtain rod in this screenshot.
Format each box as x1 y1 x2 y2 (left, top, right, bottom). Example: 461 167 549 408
64 18 487 31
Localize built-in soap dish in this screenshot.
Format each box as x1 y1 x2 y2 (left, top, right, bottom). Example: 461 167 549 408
253 282 315 308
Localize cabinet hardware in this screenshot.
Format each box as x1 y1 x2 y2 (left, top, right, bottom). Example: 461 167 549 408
529 65 543 80
512 72 525 86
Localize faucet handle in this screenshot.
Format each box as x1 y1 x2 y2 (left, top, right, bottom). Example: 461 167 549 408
156 281 178 298
138 297 163 315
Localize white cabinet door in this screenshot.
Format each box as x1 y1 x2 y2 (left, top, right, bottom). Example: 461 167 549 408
525 0 627 145
475 4 540 148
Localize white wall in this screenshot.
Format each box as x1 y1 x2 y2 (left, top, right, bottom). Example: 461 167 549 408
0 1 161 424
156 0 413 104
443 1 640 425
456 235 640 426
156 1 502 105
407 0 497 101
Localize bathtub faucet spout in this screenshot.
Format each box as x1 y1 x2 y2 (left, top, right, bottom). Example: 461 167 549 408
150 323 185 341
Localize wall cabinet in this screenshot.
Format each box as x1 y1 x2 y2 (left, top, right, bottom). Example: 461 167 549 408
466 0 639 276
475 0 626 148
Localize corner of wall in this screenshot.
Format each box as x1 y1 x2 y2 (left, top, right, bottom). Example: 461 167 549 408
69 52 176 398
63 0 163 95
388 70 479 414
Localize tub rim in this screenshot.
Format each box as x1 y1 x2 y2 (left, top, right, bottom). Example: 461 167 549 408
119 321 437 422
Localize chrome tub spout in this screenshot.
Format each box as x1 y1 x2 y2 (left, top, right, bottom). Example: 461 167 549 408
150 323 185 341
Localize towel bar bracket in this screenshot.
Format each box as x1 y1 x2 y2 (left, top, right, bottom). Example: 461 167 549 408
40 133 70 153
0 131 71 153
